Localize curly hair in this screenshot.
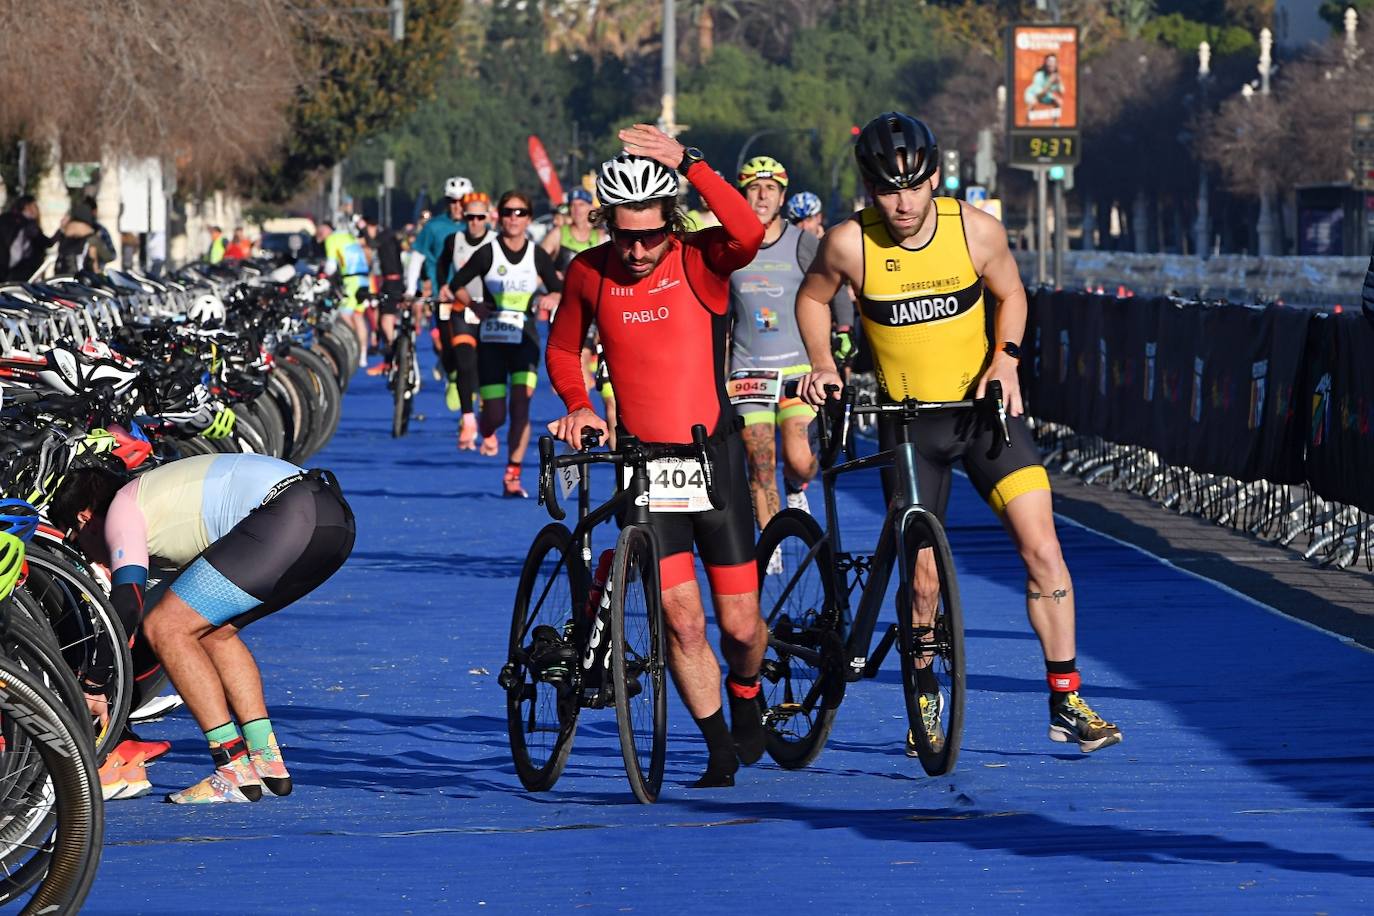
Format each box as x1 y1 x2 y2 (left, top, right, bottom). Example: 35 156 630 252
591 199 691 237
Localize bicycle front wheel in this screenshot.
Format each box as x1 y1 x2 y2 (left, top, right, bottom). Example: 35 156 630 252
897 509 966 777
755 509 843 769
503 523 585 791
391 333 413 438
609 525 667 804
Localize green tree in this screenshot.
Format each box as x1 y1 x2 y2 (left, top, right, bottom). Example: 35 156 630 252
1142 12 1256 55
247 0 463 202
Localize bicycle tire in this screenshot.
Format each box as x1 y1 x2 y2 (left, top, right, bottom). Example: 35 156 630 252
287 346 342 450
313 332 351 393
0 657 103 915
391 333 413 438
231 409 269 454
22 544 133 761
504 523 585 791
271 363 315 463
245 395 287 458
0 606 89 745
896 509 966 777
609 524 667 804
755 509 844 769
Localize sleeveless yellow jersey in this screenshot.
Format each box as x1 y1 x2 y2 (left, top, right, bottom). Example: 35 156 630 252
857 196 989 401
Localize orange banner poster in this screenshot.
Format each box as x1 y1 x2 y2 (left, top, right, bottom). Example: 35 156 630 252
1011 26 1078 130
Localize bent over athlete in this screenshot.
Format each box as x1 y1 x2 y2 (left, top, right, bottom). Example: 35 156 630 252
547 125 768 787
797 112 1122 755
50 454 356 803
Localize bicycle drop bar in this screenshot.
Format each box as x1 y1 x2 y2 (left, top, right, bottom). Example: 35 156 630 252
797 379 1013 459
537 423 725 521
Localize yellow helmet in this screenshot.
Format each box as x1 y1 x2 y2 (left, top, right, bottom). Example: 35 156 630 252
201 407 237 440
0 531 24 602
738 156 789 190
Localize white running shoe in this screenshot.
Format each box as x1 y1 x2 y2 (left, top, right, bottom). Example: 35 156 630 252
785 487 810 514
765 546 783 577
130 692 184 724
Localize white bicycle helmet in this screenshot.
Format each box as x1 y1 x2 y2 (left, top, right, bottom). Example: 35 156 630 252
595 154 679 206
444 176 474 200
187 292 226 325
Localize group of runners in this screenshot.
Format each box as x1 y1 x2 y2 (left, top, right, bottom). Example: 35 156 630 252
46 109 1122 806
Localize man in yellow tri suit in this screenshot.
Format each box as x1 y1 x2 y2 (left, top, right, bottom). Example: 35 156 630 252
796 111 1122 757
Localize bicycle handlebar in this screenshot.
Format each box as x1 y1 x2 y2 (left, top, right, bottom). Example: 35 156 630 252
537 422 725 521
808 379 1012 467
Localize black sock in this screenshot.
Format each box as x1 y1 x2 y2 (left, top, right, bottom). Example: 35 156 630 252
690 709 738 788
726 672 766 766
915 664 940 695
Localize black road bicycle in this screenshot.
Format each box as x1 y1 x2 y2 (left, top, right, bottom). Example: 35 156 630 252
500 425 723 804
387 298 421 438
755 381 1009 776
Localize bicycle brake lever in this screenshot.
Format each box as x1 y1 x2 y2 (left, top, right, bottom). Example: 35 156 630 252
986 380 1011 448
537 435 565 520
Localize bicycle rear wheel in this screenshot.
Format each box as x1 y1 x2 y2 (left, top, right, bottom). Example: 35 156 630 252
502 523 585 791
897 509 965 777
609 525 666 804
755 509 844 769
391 333 413 438
0 656 103 914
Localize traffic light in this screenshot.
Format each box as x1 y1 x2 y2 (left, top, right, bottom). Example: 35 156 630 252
1048 165 1066 181
942 149 961 191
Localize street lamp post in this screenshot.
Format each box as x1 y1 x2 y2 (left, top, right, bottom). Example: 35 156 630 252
1256 27 1277 256
1194 41 1211 260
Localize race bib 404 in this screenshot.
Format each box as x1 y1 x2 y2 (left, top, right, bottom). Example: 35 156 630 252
624 457 711 513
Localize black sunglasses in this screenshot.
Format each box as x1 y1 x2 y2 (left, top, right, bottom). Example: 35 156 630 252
610 225 670 249
498 207 531 218
464 213 488 221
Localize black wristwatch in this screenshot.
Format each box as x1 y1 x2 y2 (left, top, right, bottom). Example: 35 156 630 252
678 147 705 174
1000 341 1022 360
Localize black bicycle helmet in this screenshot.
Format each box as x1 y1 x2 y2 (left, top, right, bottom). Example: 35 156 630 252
854 112 940 192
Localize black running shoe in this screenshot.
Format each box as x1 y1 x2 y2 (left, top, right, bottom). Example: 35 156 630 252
1049 692 1123 753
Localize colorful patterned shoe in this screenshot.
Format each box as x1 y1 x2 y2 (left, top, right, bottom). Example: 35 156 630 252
165 755 263 805
249 742 293 797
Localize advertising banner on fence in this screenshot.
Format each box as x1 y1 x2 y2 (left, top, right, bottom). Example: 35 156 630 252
1011 26 1078 130
1302 313 1374 513
1022 292 1312 485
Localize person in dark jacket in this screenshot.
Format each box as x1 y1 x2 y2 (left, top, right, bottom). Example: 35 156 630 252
54 200 115 275
0 195 56 280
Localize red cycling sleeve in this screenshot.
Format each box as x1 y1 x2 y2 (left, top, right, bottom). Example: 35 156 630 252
546 255 596 414
688 161 765 276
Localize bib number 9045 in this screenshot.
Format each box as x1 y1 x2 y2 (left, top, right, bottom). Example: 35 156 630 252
727 368 782 405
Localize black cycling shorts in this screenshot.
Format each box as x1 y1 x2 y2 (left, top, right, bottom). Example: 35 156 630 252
377 283 405 316
478 336 541 398
170 471 356 629
622 430 756 594
877 409 1050 522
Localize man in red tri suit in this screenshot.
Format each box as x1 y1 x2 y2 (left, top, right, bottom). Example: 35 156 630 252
546 124 767 788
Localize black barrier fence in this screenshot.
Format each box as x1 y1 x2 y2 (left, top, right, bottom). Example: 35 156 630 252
1023 290 1374 526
